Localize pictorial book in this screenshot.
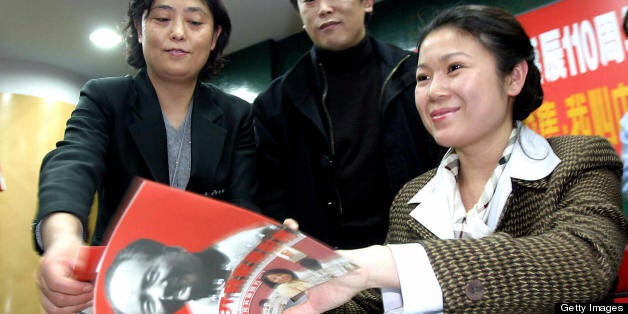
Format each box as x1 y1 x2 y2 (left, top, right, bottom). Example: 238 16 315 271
74 178 357 314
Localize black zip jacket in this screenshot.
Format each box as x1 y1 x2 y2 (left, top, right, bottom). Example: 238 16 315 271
253 37 444 249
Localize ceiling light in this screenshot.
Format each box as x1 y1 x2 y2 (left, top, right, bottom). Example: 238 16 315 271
89 27 121 49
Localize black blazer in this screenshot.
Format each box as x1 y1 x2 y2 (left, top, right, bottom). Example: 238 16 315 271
34 69 257 253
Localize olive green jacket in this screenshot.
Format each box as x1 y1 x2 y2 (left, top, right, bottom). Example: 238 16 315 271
331 135 627 313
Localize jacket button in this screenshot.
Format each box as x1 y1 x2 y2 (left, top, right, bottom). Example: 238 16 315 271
326 200 338 209
321 155 336 168
465 279 484 301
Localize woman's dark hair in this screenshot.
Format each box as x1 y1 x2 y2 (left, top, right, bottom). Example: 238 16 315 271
261 268 297 288
124 0 231 81
417 5 543 121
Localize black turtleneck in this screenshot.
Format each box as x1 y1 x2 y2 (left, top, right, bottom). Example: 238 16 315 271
314 37 391 247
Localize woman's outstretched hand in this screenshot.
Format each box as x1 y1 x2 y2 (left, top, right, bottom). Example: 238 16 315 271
284 246 398 314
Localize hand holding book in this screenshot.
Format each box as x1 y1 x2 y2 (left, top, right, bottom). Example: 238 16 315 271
74 179 357 314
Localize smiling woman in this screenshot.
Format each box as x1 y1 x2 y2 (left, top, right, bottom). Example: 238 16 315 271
281 5 627 313
32 0 259 313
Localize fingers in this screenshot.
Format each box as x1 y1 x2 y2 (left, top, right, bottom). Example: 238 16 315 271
37 268 93 306
283 302 319 314
283 218 299 230
39 290 92 314
37 251 94 313
282 288 339 314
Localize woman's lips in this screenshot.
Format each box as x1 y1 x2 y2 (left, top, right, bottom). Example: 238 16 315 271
166 49 189 56
430 107 459 121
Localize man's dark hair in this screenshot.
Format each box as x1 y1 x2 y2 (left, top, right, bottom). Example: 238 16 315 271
124 0 232 81
104 239 172 313
104 238 230 314
106 238 167 275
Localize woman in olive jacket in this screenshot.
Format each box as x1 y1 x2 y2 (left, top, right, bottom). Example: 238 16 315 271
284 5 628 313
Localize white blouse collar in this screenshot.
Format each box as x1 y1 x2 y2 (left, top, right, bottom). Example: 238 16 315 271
407 123 561 239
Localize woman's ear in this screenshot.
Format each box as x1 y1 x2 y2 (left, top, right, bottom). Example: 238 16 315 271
135 20 143 44
507 60 528 97
363 0 374 13
210 26 223 51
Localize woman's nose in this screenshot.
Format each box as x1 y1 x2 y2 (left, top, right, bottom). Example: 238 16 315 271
170 18 185 40
427 74 448 100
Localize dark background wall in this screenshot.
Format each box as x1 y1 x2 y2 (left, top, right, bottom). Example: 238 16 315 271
213 0 556 100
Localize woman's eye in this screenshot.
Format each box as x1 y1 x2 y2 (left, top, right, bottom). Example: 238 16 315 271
416 74 430 82
448 64 463 73
189 20 203 26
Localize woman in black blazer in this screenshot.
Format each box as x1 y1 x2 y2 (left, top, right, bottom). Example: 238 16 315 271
33 0 256 312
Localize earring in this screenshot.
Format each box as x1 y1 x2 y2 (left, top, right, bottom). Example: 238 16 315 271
302 25 306 29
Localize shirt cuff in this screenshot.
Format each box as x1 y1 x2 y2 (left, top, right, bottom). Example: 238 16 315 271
35 219 45 251
35 214 85 252
387 243 443 313
382 288 403 312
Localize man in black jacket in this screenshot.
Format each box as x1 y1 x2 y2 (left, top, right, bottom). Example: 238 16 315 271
253 0 444 249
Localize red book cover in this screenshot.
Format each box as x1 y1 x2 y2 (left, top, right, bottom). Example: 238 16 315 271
71 246 105 282
79 178 356 314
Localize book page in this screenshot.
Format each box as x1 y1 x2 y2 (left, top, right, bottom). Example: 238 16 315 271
87 179 356 314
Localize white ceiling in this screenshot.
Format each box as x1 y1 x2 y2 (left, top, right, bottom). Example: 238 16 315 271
0 0 306 81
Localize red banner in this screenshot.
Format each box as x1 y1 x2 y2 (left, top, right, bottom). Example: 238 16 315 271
517 0 628 153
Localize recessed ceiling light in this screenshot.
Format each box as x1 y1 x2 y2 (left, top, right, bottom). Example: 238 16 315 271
89 27 121 49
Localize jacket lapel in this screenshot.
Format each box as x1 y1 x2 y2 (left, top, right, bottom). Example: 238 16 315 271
189 85 226 188
128 71 169 184
407 175 456 240
281 49 331 141
371 39 416 113
405 211 440 241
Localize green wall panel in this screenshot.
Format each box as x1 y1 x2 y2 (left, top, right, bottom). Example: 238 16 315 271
213 40 272 102
215 0 556 101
